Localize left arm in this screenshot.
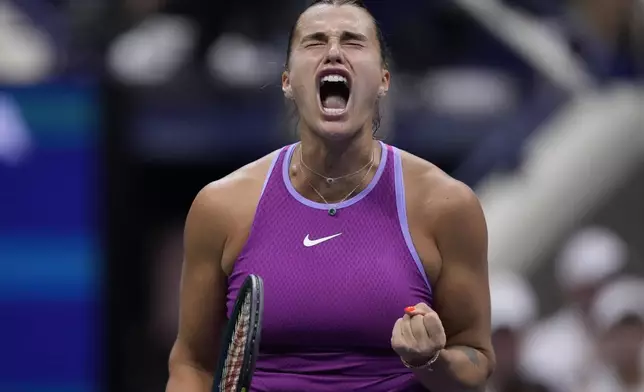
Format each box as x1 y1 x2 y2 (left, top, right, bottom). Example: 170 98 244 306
393 182 495 391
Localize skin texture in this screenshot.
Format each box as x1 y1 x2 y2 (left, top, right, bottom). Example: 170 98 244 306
166 3 494 391
392 155 495 390
282 3 390 202
282 4 389 142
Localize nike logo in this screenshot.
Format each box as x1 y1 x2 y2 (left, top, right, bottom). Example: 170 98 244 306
303 233 342 247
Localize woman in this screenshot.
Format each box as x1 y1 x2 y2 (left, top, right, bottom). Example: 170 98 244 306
166 1 494 391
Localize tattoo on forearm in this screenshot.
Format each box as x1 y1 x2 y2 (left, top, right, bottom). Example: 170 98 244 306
454 347 480 366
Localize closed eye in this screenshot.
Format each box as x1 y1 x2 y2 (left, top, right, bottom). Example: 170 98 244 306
305 42 325 48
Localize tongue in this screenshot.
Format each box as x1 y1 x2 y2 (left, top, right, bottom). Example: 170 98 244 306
323 95 347 109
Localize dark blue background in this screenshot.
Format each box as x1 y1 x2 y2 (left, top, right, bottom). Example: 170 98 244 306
0 78 101 392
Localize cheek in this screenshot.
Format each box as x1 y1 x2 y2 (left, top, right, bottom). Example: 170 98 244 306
353 63 385 95
288 67 318 97
288 75 311 100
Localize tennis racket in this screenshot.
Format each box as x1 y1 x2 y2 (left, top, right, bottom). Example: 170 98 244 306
213 274 264 392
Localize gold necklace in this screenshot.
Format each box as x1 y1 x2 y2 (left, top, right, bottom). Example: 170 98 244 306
302 155 375 216
299 145 374 185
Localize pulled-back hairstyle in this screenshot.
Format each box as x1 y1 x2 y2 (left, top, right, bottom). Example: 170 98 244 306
285 0 390 70
284 0 390 136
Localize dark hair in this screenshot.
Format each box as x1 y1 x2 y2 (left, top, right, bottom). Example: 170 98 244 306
284 0 390 136
285 0 390 70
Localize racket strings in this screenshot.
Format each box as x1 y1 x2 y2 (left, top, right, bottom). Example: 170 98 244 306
221 293 251 391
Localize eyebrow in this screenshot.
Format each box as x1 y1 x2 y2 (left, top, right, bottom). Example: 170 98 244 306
300 31 369 43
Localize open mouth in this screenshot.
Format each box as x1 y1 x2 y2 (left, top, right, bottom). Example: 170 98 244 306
318 73 351 115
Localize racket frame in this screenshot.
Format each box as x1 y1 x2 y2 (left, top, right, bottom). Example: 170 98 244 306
213 274 264 392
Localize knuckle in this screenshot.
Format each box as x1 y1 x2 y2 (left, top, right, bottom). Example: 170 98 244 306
411 346 424 356
424 313 441 326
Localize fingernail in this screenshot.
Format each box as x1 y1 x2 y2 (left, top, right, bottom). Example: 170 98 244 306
404 306 415 312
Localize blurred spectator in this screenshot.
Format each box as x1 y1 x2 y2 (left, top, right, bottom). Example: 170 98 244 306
108 0 298 87
577 276 644 392
0 0 56 84
521 226 629 392
557 0 643 80
488 272 551 392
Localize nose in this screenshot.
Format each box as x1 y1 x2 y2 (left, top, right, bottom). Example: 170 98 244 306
324 40 344 64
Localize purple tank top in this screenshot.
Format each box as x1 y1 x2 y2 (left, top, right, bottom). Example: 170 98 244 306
226 142 433 391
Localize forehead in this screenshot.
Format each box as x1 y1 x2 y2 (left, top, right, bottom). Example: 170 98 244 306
295 4 376 40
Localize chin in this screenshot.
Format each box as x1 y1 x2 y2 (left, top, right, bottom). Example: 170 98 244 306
314 121 362 142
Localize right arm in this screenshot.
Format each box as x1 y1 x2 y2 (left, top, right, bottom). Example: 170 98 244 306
166 185 229 392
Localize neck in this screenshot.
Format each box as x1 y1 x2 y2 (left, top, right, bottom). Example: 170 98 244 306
290 125 381 204
299 127 375 179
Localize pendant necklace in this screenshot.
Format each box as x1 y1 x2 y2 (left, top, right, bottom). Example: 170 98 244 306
302 150 375 216
299 146 374 186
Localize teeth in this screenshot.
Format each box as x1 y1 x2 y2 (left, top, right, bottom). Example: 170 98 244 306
323 108 345 115
321 74 348 84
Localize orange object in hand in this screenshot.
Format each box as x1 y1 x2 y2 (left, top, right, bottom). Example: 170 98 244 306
404 306 415 313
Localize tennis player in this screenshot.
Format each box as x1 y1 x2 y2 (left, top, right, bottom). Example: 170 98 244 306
166 1 494 391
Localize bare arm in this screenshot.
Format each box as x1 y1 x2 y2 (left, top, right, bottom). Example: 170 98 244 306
413 182 495 391
166 185 229 392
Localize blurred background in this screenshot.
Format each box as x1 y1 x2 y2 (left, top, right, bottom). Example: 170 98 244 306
0 0 642 391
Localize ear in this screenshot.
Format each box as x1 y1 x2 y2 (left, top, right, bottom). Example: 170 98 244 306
378 69 390 97
282 71 293 99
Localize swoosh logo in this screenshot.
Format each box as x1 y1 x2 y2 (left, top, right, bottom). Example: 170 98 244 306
303 233 342 247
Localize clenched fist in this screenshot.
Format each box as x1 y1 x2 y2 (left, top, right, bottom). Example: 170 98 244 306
391 302 446 367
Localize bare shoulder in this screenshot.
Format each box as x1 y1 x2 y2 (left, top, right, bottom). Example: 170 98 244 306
187 149 282 239
397 148 482 222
